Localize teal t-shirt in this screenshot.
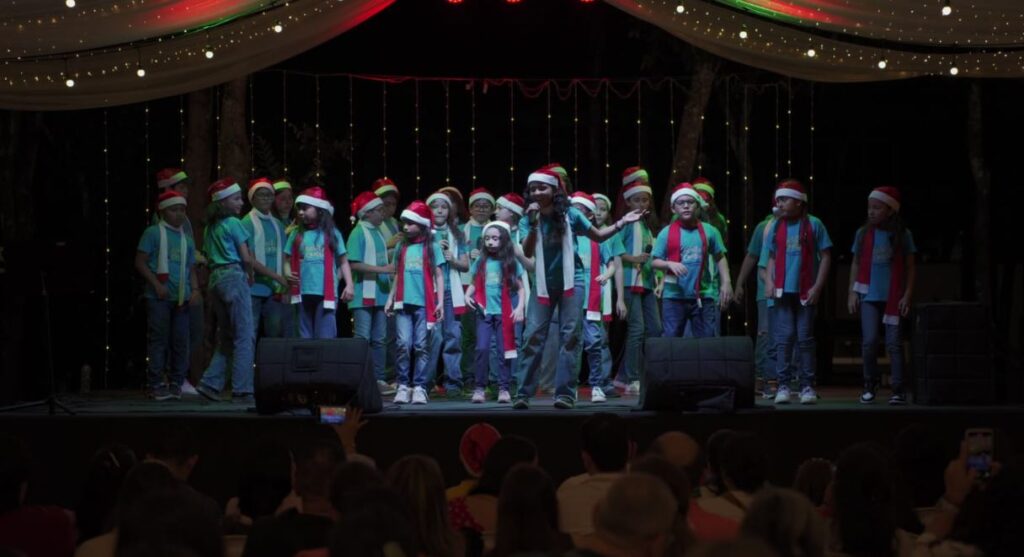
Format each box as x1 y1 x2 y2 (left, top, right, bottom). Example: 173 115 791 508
520 207 593 291
137 224 196 301
240 211 287 298
204 217 249 267
284 228 347 299
852 227 917 302
470 258 525 316
397 241 446 308
431 225 470 292
747 218 773 302
763 215 833 294
652 222 725 300
346 221 392 309
617 222 656 291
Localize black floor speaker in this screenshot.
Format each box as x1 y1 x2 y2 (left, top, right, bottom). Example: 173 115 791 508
913 302 994 405
640 336 755 412
255 338 383 415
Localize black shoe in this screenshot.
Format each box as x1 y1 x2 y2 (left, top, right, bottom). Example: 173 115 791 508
196 384 221 402
888 392 908 406
553 397 575 410
512 398 530 410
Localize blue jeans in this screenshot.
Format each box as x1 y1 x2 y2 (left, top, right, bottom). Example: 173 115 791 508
354 307 388 381
860 299 905 392
427 287 463 391
298 295 337 339
396 306 430 388
252 296 293 339
575 318 613 391
384 313 397 379
662 298 716 338
475 314 512 391
754 300 776 380
616 290 661 383
147 299 190 389
516 282 584 401
773 294 816 389
200 267 255 395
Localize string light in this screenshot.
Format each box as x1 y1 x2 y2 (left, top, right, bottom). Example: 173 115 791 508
786 78 793 176
135 49 145 78
282 72 288 175
941 0 952 17
739 30 748 40
636 83 642 163
381 81 388 177
63 58 74 87
414 80 421 197
950 65 960 75
248 75 255 175
877 58 888 70
315 75 321 181
806 48 817 58
509 83 515 187
348 75 355 193
178 96 185 166
773 85 780 181
144 103 151 221
724 77 731 331
675 3 684 14
809 85 815 191
204 46 215 59
215 86 222 173
273 22 283 33
470 81 477 185
102 109 110 386
445 80 452 185
741 84 750 331
604 82 610 190
65 0 75 7
573 81 580 182
668 78 676 178
546 84 553 163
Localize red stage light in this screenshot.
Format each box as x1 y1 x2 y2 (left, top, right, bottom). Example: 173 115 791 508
506 0 521 4
447 0 463 4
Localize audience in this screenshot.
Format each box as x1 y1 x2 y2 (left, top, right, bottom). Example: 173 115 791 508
328 487 417 557
490 464 571 557
689 432 767 541
740 488 826 557
0 434 76 557
387 455 462 557
683 537 779 557
568 474 677 557
74 444 138 544
792 458 832 508
700 429 736 498
446 423 502 501
629 454 697 555
114 483 223 557
646 431 705 491
225 439 294 534
891 424 949 531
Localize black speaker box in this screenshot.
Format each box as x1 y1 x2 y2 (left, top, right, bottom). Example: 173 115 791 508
641 336 755 412
912 302 994 405
255 338 382 415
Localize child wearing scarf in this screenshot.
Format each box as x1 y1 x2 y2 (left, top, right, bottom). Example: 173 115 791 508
283 187 355 339
425 190 471 398
461 188 497 390
735 208 784 399
135 191 199 401
763 179 832 405
693 177 729 336
240 178 292 340
385 201 447 405
848 187 916 405
652 183 732 338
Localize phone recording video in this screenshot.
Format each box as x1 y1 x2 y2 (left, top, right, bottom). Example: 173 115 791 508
965 428 993 479
319 406 347 425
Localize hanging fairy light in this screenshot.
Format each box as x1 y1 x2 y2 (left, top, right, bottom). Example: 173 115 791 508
941 0 952 16
949 65 960 75
675 3 684 14
273 22 284 33
135 49 145 78
414 80 421 197
65 0 75 7
877 58 888 69
739 30 748 40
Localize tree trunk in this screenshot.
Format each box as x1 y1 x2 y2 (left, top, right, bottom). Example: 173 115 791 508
663 51 718 222
219 77 251 194
967 83 991 309
184 89 213 246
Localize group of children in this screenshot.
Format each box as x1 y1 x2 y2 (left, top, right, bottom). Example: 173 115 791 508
136 163 916 409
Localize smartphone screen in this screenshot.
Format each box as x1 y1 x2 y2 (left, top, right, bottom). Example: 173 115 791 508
965 428 993 478
319 406 347 425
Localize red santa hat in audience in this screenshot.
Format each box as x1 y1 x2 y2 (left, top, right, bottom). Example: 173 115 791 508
868 186 901 212
208 178 241 202
295 186 335 215
459 423 502 478
156 168 188 189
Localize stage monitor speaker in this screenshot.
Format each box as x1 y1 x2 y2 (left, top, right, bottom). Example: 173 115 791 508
640 336 755 412
255 338 382 415
913 302 994 405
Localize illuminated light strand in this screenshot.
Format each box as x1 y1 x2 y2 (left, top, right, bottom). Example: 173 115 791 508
315 75 322 181
144 102 151 221
381 81 388 177
414 80 421 198
103 109 110 387
445 80 451 185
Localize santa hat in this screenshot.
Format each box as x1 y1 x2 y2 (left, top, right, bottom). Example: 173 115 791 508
468 187 496 207
621 166 653 199
401 200 433 228
484 220 512 236
295 186 335 215
208 178 241 202
497 193 526 216
156 168 188 190
869 186 901 212
426 191 453 208
593 193 613 209
458 423 501 478
373 177 399 198
693 177 716 197
527 168 563 190
670 182 702 206
351 191 383 219
157 190 187 211
543 163 569 179
570 191 597 214
775 179 808 202
272 179 292 192
247 177 274 202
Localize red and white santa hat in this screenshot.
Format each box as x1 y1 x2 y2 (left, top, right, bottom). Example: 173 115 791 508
570 191 597 214
156 168 189 190
621 166 653 199
272 178 292 193
401 200 433 228
593 193 613 209
208 178 241 202
484 220 512 236
157 190 187 211
295 186 335 215
775 179 808 202
497 192 526 216
351 191 383 219
526 168 563 190
670 182 702 206
693 177 716 197
468 187 496 207
373 177 399 198
543 162 569 179
247 177 274 202
868 186 901 212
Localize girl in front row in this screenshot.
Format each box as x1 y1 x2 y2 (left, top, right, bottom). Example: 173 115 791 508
465 221 526 404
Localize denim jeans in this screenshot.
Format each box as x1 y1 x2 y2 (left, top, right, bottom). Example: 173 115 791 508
200 267 255 395
754 300 776 380
575 318 614 391
662 298 716 338
427 287 463 391
297 295 337 339
773 294 816 389
384 313 397 379
516 282 584 401
475 314 512 391
860 299 905 392
147 299 190 389
616 290 661 383
251 296 293 339
354 307 388 381
461 310 477 381
396 306 430 388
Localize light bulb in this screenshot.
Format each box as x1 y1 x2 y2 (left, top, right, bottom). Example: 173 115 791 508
806 48 817 57
65 78 75 87
204 48 214 59
949 66 959 75
739 30 748 39
941 2 952 16
137 67 146 77
877 59 887 69
273 23 283 33
65 0 75 7
675 3 684 13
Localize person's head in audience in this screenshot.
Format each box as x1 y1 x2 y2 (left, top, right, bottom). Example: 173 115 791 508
236 439 293 522
114 461 180 525
892 423 947 508
490 464 568 557
720 432 768 494
581 413 634 474
704 429 736 495
792 458 832 507
630 454 697 554
293 441 343 515
584 474 678 557
77 443 139 540
115 482 223 557
831 443 897 557
387 455 460 557
740 488 826 557
948 457 1024 557
647 431 704 489
0 435 30 514
330 461 385 517
329 486 416 557
682 537 779 557
146 425 200 481
458 422 501 480
470 435 538 496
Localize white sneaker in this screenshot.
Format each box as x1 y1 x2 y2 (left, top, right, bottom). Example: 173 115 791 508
591 387 607 403
774 385 791 405
394 385 411 404
180 379 199 396
471 388 486 403
497 389 512 404
378 380 397 396
626 381 641 395
412 386 428 405
799 386 818 405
